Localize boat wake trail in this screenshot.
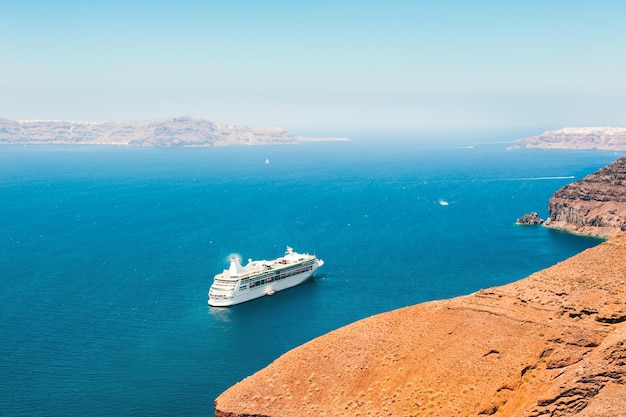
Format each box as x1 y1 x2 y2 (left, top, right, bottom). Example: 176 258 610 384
503 175 575 181
431 175 576 184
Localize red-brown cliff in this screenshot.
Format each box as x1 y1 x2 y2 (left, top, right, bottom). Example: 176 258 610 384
545 156 626 238
215 232 626 416
214 156 626 417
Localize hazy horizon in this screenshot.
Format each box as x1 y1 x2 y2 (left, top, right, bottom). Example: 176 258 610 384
2 1 625 138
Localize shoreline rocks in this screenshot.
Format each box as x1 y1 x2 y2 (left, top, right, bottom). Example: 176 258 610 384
516 212 544 225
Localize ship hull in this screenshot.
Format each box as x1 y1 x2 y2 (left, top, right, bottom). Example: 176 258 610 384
208 262 320 307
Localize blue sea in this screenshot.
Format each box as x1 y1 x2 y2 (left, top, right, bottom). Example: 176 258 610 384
0 138 622 416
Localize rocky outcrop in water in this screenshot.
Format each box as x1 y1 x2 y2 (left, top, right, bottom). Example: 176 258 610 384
516 212 544 225
214 232 626 417
544 156 626 238
0 116 347 147
512 127 626 150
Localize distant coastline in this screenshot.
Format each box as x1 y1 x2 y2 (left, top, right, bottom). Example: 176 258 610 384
0 116 349 147
511 127 626 150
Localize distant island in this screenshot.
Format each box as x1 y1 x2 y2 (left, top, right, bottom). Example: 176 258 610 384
511 127 626 150
0 116 349 147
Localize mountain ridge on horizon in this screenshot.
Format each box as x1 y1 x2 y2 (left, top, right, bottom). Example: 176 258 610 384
513 126 626 150
0 115 348 147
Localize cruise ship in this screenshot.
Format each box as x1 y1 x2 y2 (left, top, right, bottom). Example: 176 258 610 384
208 247 324 306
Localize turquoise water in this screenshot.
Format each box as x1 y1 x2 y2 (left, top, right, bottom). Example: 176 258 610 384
0 140 620 416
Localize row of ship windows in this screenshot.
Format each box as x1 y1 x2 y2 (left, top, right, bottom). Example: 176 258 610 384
241 265 313 289
210 293 228 299
240 263 313 284
214 280 235 289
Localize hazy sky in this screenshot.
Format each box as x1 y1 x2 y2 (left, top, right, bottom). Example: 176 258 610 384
1 0 625 135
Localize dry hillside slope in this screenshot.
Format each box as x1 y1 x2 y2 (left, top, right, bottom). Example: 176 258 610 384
215 233 626 416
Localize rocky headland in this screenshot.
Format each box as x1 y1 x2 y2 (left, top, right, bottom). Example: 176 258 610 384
215 233 626 417
511 127 626 150
214 157 626 417
0 116 348 147
544 156 626 238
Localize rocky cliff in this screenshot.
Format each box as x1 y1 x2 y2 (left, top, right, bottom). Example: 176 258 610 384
512 127 626 150
544 156 626 238
214 233 626 417
213 155 626 417
0 116 346 147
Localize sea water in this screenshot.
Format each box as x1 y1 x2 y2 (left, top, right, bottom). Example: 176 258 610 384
0 139 621 416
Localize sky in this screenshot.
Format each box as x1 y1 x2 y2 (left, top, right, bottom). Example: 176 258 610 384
1 0 626 136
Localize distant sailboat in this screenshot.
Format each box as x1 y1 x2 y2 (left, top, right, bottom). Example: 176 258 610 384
265 158 270 164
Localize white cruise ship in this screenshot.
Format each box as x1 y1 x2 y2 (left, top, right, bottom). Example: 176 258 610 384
208 247 324 307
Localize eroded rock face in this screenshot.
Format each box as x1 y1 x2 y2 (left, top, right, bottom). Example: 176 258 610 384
214 233 626 417
545 157 626 238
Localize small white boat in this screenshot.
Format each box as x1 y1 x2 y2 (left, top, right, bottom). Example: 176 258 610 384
438 199 449 206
